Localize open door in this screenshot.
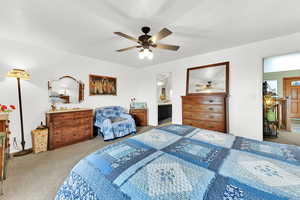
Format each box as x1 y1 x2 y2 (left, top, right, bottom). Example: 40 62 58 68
284 77 300 131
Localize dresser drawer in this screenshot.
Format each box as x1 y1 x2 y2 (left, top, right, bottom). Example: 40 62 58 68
183 104 224 113
183 119 225 132
182 96 224 105
183 111 224 122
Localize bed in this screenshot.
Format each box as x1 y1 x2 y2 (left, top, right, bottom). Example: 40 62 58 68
55 124 300 200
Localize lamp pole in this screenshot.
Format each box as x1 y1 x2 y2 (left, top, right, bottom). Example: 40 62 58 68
14 77 31 157
17 77 25 151
7 68 31 156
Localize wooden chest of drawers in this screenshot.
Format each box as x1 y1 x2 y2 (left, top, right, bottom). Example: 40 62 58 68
0 114 10 181
182 95 228 133
130 109 148 126
46 109 93 150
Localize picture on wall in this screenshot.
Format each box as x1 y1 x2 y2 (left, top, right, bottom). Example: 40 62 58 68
89 74 117 95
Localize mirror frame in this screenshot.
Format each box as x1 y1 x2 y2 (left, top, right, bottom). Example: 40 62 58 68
48 75 85 103
186 62 229 96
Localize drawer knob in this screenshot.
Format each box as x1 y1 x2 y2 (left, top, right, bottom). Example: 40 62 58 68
208 125 214 128
209 116 214 119
209 100 214 103
209 107 213 111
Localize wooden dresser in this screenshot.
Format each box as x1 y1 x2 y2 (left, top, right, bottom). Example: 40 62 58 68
130 109 148 126
46 109 93 150
0 114 10 182
182 94 227 133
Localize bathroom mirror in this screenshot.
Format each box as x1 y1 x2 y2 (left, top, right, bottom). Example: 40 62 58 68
48 76 84 104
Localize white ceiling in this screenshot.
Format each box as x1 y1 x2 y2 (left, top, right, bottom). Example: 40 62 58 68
1 0 300 68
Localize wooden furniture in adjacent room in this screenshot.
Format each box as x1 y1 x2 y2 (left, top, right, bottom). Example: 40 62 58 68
0 114 10 194
182 94 227 132
46 108 93 150
130 109 148 126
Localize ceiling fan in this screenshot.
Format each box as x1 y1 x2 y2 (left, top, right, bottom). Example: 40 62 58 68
114 26 180 59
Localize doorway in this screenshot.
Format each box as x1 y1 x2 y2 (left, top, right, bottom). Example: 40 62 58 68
263 52 300 146
156 72 172 126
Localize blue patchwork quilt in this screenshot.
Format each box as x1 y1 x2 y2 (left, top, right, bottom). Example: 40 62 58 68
55 125 300 200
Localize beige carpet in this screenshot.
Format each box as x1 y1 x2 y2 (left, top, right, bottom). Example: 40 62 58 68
2 126 153 200
264 130 300 146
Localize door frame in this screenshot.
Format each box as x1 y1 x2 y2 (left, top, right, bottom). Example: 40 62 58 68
283 76 300 131
283 76 300 97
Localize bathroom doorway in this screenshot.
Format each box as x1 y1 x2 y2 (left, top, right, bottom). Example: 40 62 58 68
156 72 172 126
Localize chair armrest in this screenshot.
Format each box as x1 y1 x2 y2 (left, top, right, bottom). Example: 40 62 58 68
94 114 112 128
120 113 134 121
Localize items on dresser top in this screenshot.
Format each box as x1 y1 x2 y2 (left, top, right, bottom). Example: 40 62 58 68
130 102 147 109
0 114 10 195
130 108 148 126
46 108 93 150
94 106 136 140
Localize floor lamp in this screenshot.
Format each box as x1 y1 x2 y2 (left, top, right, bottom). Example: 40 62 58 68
7 69 32 157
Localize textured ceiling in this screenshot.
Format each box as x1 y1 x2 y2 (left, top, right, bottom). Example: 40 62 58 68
1 0 300 68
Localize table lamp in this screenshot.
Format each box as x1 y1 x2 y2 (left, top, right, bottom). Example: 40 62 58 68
7 69 31 156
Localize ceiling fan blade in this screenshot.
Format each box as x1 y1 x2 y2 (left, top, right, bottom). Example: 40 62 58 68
149 28 172 43
154 43 180 51
116 46 140 52
114 32 139 43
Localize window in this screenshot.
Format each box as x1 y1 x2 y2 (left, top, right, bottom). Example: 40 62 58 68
291 80 300 86
264 80 278 94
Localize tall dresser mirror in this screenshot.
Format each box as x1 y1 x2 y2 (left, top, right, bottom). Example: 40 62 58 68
48 76 84 105
182 62 229 133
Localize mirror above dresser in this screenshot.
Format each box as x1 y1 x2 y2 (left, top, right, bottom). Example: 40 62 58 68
48 76 84 105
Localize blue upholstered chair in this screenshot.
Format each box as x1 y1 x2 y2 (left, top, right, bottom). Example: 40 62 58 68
94 106 136 140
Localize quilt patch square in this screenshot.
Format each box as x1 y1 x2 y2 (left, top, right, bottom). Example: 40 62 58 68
205 175 288 200
86 139 156 181
187 129 235 148
120 153 215 200
219 150 300 199
157 124 197 136
132 129 181 149
233 137 300 165
162 138 229 170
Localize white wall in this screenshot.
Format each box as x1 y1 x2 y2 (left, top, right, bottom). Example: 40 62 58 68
136 33 300 141
0 38 136 153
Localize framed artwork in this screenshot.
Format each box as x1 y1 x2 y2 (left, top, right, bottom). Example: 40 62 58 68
186 62 229 95
89 74 117 95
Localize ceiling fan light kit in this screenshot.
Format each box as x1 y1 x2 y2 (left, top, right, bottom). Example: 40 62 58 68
114 26 180 60
139 48 153 60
